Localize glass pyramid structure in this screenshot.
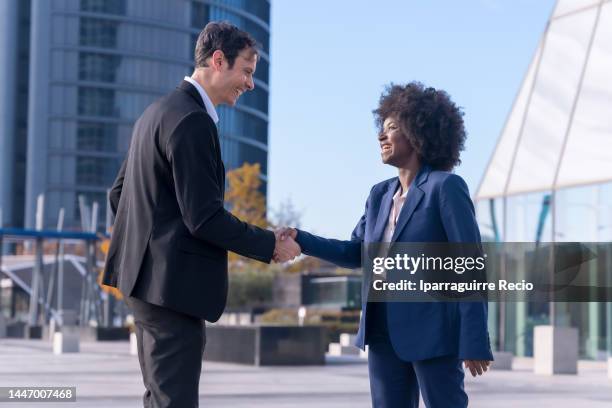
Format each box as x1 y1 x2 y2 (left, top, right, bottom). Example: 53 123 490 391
473 0 612 360
477 0 612 200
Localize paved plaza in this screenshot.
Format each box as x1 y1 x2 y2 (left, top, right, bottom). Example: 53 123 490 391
0 338 611 407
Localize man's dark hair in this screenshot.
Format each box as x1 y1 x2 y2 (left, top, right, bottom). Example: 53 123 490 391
194 21 257 69
373 82 467 171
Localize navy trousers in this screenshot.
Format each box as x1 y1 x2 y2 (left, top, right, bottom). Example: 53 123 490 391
366 302 468 408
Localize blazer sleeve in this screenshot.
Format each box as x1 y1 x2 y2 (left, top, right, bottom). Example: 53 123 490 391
294 188 372 269
109 158 127 218
166 111 275 263
440 174 494 361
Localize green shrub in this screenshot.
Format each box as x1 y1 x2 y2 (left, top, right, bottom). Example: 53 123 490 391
227 268 275 309
259 308 361 346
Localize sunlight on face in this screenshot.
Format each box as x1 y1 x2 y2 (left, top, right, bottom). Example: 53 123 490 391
379 116 414 167
219 48 257 106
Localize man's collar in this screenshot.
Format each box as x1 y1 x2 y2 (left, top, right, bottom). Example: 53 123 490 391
183 76 219 124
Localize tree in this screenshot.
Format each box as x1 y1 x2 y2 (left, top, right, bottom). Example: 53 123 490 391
271 198 302 230
225 163 268 265
225 162 320 273
225 162 268 229
270 198 321 273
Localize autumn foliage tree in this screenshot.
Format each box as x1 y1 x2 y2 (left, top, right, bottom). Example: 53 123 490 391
225 163 268 265
224 162 319 273
225 162 268 229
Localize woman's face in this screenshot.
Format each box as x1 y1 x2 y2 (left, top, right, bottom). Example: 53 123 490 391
379 116 414 167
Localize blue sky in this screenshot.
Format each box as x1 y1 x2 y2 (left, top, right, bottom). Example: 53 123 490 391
267 0 556 239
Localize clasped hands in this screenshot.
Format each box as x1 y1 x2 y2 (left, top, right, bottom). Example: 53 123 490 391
273 227 300 263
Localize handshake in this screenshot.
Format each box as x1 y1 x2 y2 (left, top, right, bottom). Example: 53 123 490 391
272 227 301 263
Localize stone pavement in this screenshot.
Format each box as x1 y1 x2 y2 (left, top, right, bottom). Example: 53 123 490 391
0 338 611 407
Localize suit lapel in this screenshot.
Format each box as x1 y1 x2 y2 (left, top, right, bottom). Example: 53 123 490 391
219 142 225 193
178 81 226 189
390 165 431 243
207 125 225 190
390 188 424 243
372 178 399 243
177 80 205 109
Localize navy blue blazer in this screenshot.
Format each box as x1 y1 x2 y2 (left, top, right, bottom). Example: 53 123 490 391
296 165 493 362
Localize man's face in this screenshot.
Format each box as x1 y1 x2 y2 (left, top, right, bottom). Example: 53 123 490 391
215 48 257 106
379 116 414 167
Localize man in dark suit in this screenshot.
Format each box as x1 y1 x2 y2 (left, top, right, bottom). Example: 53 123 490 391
102 22 300 407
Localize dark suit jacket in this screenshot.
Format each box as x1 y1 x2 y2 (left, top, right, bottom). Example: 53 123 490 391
296 165 493 361
102 81 275 322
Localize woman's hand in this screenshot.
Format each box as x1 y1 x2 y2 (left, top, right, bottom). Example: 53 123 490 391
272 227 300 263
276 227 297 241
463 360 491 377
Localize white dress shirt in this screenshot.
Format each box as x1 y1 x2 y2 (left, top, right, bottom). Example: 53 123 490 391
183 76 219 124
382 185 409 243
376 184 409 279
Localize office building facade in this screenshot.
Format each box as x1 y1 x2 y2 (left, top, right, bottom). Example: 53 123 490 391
0 0 270 230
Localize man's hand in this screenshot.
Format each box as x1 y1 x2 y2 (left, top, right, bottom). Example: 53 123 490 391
273 229 300 262
463 360 491 377
276 227 297 241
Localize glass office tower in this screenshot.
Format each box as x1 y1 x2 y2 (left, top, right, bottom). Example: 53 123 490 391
0 0 270 230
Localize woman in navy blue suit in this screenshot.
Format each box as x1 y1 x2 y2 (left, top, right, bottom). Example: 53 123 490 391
278 83 493 408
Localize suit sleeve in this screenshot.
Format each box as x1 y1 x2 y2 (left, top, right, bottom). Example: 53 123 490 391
109 158 127 218
294 188 371 269
440 174 493 361
166 111 275 263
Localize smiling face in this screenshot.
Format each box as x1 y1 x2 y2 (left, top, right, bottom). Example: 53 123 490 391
213 48 257 106
378 115 415 167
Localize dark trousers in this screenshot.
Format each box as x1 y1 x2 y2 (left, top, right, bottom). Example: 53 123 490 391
366 302 468 408
126 297 206 408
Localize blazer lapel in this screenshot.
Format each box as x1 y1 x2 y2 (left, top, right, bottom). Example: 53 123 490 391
390 165 431 243
372 178 399 243
177 80 205 109
178 81 226 189
213 129 225 189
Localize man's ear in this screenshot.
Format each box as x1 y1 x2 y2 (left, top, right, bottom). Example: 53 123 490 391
211 50 225 71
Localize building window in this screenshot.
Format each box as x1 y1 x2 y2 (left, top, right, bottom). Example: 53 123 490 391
79 53 121 82
191 2 210 29
243 19 269 53
244 0 270 23
254 58 268 84
79 17 119 48
78 87 117 117
238 143 268 175
77 122 118 152
76 157 121 186
219 108 268 145
80 0 126 15
190 33 198 63
238 86 268 114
